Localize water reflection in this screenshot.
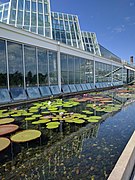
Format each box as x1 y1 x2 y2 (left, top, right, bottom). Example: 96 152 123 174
1 89 135 179
4 123 99 179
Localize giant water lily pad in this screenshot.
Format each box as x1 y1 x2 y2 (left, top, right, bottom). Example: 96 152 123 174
10 130 41 142
46 122 60 129
0 137 10 151
0 124 19 136
0 118 14 125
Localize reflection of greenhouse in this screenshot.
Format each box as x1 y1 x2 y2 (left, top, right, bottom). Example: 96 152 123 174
0 0 135 104
4 123 99 179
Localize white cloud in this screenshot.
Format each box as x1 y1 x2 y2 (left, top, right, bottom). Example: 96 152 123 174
112 25 125 33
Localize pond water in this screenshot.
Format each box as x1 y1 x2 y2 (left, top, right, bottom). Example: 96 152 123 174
0 87 135 180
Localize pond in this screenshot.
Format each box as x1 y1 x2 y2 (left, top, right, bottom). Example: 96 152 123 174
0 86 135 180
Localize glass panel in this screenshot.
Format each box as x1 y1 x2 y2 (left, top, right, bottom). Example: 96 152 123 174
44 4 48 14
17 11 23 26
3 10 8 19
75 84 82 91
80 58 86 83
25 0 30 11
24 11 30 29
81 84 88 91
0 39 7 88
32 2 36 12
10 88 27 100
61 53 68 84
27 87 41 99
18 0 24 10
38 48 48 85
8 42 24 87
38 3 43 13
86 83 91 90
39 86 52 97
61 85 70 93
69 84 77 92
24 45 37 86
10 9 16 21
68 55 74 84
11 0 17 9
0 89 11 103
50 85 60 95
48 51 57 85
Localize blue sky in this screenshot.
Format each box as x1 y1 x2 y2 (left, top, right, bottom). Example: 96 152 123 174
51 0 135 62
1 0 135 62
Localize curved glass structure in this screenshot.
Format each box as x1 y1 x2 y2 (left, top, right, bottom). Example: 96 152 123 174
0 0 52 38
52 12 84 50
82 31 101 56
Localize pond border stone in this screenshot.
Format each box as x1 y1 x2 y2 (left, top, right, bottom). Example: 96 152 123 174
108 131 135 180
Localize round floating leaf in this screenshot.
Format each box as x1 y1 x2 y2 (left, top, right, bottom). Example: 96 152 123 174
25 117 36 121
74 119 85 124
87 119 100 123
10 130 41 142
0 118 14 125
40 107 47 110
46 122 60 129
32 114 42 118
0 124 19 136
90 116 102 120
65 119 74 123
0 114 9 118
39 119 51 123
46 125 59 129
0 137 10 151
11 113 22 117
82 110 93 115
29 109 38 113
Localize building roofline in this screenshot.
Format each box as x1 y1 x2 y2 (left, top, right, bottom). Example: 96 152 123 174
0 22 123 67
51 11 78 17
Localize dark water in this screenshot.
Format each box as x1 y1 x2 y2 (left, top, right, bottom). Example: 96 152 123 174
0 90 135 180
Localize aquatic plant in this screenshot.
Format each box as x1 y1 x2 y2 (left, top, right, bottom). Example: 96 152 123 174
10 130 41 142
46 122 60 129
0 124 19 136
0 137 10 151
0 118 14 125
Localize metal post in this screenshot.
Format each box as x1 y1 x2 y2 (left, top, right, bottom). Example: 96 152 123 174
57 42 61 91
93 59 95 85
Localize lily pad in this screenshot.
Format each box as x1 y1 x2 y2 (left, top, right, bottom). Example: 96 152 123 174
74 119 85 124
11 114 22 117
0 118 14 125
90 116 102 120
10 130 41 142
0 124 19 136
25 117 36 121
46 122 60 129
0 137 10 151
32 114 42 118
87 119 100 123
